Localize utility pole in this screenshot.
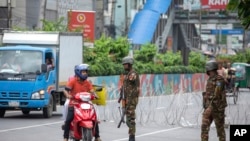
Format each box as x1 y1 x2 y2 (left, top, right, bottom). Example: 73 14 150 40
199 0 202 50
56 0 59 21
110 0 116 25
7 0 12 29
124 0 128 35
38 0 47 29
42 0 47 29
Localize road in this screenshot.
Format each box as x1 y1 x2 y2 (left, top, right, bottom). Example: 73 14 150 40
0 89 249 141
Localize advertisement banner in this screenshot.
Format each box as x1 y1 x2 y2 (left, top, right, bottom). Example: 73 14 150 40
68 10 95 43
201 0 229 10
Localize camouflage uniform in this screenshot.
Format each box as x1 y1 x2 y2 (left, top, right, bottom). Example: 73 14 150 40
123 70 140 136
201 61 227 141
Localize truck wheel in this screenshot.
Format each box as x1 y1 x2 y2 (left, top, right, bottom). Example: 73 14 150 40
43 95 53 118
22 109 30 115
0 109 6 118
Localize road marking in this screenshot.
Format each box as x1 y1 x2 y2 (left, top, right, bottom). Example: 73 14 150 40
111 127 182 141
156 107 166 110
0 121 63 133
6 111 20 114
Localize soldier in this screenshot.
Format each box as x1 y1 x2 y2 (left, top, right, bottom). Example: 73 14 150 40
201 60 227 141
120 56 140 141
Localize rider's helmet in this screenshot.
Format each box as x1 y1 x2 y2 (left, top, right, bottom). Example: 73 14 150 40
74 63 89 80
205 60 218 72
122 56 134 65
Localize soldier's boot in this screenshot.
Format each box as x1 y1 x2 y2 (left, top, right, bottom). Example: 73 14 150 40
128 135 135 141
94 137 102 141
201 134 208 141
219 137 225 141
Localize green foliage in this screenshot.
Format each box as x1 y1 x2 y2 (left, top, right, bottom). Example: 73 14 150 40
12 17 67 31
216 48 250 63
217 48 250 63
226 0 239 11
155 51 182 66
108 37 130 63
41 17 67 31
84 36 207 76
84 35 129 76
227 0 250 29
189 51 206 69
134 44 157 63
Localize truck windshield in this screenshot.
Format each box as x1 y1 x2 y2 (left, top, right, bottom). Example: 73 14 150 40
0 50 42 74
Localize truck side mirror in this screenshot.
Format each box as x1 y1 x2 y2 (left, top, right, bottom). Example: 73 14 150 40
41 64 47 73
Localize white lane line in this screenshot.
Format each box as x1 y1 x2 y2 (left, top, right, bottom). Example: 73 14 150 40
0 121 63 133
111 127 182 141
156 107 166 110
6 111 20 114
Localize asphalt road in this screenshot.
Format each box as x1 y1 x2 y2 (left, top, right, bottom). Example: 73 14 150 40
0 89 249 141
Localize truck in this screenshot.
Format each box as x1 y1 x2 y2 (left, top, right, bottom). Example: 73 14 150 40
0 31 83 118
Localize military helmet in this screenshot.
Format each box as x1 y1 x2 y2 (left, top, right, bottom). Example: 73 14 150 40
122 56 134 65
205 60 218 72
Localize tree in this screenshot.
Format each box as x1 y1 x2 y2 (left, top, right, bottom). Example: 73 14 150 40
227 0 250 29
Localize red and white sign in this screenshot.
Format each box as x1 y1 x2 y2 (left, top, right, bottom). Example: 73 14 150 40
201 0 229 10
68 10 95 43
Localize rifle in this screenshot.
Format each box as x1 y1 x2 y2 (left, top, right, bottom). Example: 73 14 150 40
118 86 123 104
117 106 125 128
117 85 126 128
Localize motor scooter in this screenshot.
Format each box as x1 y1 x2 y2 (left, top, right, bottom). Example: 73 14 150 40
69 92 97 141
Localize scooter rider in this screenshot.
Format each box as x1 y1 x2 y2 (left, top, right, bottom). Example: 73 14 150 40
63 64 101 141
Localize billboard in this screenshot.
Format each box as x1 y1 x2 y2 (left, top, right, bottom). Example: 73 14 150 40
184 0 229 10
201 0 229 10
68 10 95 43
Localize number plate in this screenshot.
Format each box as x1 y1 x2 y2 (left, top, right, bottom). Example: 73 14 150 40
80 103 91 109
8 101 20 107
